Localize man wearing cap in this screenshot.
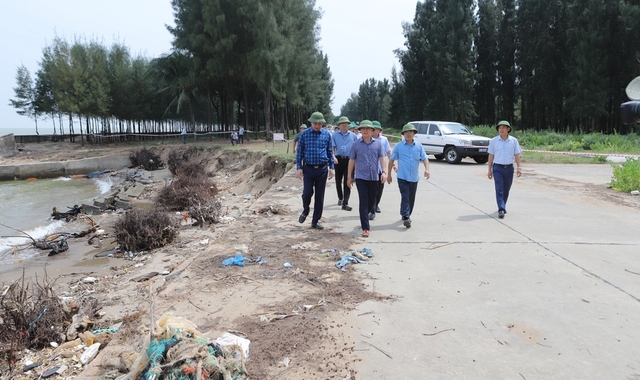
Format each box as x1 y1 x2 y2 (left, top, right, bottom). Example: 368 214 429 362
296 112 335 229
371 121 391 216
487 120 523 219
387 123 430 228
347 120 388 238
293 124 307 154
332 116 357 211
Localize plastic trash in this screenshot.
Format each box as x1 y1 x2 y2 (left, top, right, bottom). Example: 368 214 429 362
360 246 373 258
335 255 364 271
215 332 251 362
284 262 293 268
80 343 101 364
222 254 250 267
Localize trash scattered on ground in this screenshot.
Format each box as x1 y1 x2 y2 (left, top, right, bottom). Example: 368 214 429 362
118 314 248 380
259 300 325 322
222 254 251 266
360 246 373 257
335 255 365 271
283 262 293 268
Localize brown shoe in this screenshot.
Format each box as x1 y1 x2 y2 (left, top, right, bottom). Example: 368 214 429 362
362 230 369 238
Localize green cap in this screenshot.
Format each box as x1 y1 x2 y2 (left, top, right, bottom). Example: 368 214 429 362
496 120 511 131
337 116 350 124
401 123 418 134
349 121 357 128
359 120 374 129
308 112 326 124
372 121 382 130
299 124 307 130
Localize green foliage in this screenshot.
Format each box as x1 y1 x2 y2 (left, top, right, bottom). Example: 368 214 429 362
611 159 640 192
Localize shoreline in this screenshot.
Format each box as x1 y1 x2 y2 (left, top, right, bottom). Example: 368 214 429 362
0 154 130 181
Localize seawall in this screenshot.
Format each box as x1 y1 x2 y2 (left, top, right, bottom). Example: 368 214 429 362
0 154 131 181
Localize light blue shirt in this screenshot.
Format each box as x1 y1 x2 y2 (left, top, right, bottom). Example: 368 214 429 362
349 138 385 181
332 130 357 157
488 135 522 165
375 135 391 172
390 140 427 182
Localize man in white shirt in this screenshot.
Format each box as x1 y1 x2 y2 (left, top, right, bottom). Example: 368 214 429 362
487 120 523 219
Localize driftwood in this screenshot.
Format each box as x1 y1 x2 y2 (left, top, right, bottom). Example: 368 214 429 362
51 205 83 221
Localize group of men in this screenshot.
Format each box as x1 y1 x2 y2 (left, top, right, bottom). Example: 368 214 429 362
295 112 523 237
295 112 432 237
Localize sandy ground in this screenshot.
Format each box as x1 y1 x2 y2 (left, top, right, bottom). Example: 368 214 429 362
1 140 377 379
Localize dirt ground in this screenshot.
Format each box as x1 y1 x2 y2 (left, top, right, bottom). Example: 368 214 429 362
0 140 385 379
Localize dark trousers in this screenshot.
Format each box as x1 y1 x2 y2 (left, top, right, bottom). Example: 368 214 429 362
493 164 514 212
375 173 384 208
355 179 379 231
302 165 328 224
239 134 244 143
398 179 418 219
334 157 351 205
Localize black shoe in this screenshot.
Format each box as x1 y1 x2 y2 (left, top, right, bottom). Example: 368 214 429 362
342 205 352 211
338 199 343 206
311 223 324 230
376 206 381 213
498 210 505 219
403 218 412 228
298 212 308 224
368 212 375 220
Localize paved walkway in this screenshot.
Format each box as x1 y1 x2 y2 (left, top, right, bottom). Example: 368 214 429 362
312 161 640 379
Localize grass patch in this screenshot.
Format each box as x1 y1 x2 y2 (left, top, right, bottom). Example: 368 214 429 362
611 159 640 192
521 152 610 164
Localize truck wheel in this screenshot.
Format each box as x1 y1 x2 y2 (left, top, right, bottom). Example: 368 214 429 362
444 147 462 164
474 156 488 164
434 154 444 161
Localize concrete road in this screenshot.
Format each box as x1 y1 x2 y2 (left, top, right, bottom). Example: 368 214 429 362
316 160 640 379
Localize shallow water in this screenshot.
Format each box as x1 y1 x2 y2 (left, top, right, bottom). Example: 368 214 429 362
0 177 112 269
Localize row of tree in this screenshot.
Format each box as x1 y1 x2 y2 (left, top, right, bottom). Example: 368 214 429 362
342 0 640 134
10 0 334 139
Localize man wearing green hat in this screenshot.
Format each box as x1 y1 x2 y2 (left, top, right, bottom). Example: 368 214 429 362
296 112 335 229
292 124 307 154
332 116 357 211
387 123 430 228
487 120 523 219
371 121 391 215
347 120 388 238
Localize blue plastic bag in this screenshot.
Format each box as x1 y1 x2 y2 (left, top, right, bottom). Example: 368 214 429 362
222 254 250 267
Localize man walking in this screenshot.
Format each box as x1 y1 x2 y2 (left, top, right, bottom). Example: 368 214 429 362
347 120 388 238
487 120 523 219
296 112 335 229
332 116 357 211
387 123 430 228
371 121 391 215
238 126 245 143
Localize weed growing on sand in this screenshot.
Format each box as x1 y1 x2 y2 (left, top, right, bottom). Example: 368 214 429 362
0 271 69 365
114 209 178 251
130 148 163 171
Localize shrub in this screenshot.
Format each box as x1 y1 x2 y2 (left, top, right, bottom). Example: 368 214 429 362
114 209 178 251
610 159 640 192
129 148 163 171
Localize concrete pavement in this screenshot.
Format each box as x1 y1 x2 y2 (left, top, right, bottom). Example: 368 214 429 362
313 160 640 379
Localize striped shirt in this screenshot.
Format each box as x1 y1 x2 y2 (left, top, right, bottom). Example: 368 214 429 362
296 127 334 169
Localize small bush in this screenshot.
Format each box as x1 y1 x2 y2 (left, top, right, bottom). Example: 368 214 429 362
129 148 163 171
611 159 640 192
114 209 178 251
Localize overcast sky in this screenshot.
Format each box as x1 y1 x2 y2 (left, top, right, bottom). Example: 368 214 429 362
0 0 417 134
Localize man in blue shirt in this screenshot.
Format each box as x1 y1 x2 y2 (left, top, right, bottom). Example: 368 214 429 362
371 121 391 215
332 116 357 211
347 120 388 238
238 126 245 143
296 112 335 229
387 123 430 228
487 120 523 219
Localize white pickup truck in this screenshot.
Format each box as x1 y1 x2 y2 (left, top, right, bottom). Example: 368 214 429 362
409 121 492 164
